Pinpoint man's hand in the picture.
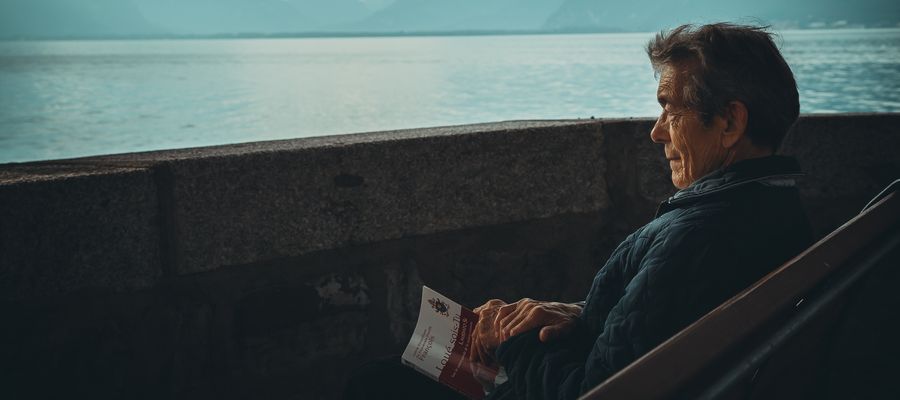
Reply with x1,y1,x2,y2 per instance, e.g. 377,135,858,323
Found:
495,299,582,343
469,299,506,365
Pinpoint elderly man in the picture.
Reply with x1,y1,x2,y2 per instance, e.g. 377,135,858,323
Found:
470,23,813,400
344,23,812,400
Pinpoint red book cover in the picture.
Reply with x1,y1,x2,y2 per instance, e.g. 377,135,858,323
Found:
401,286,507,399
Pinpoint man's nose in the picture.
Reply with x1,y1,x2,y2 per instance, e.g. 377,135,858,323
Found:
650,115,669,143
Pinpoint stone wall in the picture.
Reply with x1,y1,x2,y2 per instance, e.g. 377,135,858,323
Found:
1,114,897,399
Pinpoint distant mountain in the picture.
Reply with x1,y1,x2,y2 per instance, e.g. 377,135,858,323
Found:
0,0,896,39
544,0,900,32
283,0,371,29
0,0,160,38
0,0,380,38
133,0,313,35
350,0,566,32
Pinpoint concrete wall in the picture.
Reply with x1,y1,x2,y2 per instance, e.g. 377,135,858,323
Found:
1,114,897,399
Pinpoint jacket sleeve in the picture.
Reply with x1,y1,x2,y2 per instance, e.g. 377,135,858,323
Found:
494,223,731,400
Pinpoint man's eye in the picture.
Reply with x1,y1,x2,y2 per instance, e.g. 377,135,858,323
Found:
667,107,686,117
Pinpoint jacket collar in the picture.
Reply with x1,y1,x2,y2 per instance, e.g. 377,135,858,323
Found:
658,155,803,212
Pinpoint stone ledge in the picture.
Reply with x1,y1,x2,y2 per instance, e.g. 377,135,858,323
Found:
781,113,900,235
2,114,897,297
3,120,610,278
149,120,609,275
84,120,603,163
0,163,148,185
0,164,162,300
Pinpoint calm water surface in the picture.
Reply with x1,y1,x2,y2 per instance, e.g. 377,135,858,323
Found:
1,29,898,163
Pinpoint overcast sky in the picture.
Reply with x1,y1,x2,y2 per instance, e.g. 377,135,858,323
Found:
0,0,897,38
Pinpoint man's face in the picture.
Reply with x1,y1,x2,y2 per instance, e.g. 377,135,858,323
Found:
650,65,728,189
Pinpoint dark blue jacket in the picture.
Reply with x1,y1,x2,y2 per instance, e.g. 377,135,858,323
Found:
488,155,813,400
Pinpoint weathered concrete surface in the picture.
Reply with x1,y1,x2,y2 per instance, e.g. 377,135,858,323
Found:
0,164,162,300
1,114,898,399
88,120,609,276
781,114,900,237
596,118,673,231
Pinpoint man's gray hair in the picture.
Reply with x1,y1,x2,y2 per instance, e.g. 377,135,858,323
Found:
647,23,800,150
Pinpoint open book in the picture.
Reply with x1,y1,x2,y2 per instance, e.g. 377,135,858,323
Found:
401,286,507,399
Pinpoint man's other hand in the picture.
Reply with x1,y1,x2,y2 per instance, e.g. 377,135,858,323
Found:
495,299,582,343
469,299,506,365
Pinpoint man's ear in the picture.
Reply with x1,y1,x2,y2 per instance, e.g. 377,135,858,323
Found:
722,100,748,148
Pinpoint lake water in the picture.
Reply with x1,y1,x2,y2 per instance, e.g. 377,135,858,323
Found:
1,29,899,163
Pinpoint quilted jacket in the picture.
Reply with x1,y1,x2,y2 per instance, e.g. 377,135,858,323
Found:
487,155,813,400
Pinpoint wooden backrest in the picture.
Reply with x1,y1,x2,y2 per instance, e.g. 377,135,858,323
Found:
579,185,900,400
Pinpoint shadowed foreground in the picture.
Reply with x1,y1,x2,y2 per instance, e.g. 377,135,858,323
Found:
1,114,898,399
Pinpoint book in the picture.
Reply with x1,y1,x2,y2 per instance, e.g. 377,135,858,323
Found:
401,286,507,399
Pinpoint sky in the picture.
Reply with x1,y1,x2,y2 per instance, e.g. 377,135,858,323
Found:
0,0,898,38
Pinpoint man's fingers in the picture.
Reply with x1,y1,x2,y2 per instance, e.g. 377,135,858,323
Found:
475,338,491,365
471,341,481,363
502,305,542,339
479,343,490,364
493,304,513,331
494,302,521,334
538,324,560,343
505,307,544,338
497,309,523,339
474,299,506,315
501,304,537,339
498,299,532,330
539,320,576,343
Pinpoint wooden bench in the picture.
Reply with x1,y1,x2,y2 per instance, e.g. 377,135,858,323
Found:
580,180,900,400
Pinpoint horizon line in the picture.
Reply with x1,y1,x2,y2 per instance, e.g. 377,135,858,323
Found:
3,25,898,42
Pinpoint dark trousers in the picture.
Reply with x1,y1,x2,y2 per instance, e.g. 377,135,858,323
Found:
343,356,467,400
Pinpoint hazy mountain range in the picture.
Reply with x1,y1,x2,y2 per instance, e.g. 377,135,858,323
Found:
1,0,897,38
544,0,900,32
351,0,566,32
